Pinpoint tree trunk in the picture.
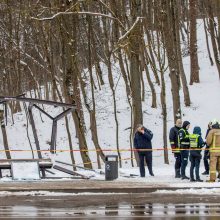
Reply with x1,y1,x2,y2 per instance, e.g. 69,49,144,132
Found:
189,0,200,84
0,110,11,159
161,0,182,121
206,1,220,78
130,0,143,130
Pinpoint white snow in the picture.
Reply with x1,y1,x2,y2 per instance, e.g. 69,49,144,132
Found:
0,191,131,196
11,162,40,180
154,188,220,195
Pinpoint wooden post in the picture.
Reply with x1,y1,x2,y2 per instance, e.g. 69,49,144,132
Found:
0,110,11,159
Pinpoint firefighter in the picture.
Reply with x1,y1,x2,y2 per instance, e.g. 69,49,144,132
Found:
206,120,220,182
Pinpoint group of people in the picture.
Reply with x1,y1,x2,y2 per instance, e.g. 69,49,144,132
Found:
134,119,220,182
169,119,220,182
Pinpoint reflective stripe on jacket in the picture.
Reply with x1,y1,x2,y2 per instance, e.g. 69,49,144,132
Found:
189,134,199,148
178,128,190,149
206,129,220,153
169,126,181,153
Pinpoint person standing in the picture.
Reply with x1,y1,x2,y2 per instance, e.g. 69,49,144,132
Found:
169,119,182,178
134,124,154,177
206,120,220,182
189,126,205,182
178,121,191,180
202,122,212,175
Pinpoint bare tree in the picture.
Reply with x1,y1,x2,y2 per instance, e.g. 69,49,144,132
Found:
189,0,200,84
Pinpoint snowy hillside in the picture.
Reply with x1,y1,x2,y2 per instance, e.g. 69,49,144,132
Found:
0,20,219,182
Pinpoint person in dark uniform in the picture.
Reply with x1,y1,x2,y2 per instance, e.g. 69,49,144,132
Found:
169,119,182,178
189,126,205,182
202,122,212,175
178,121,191,180
134,124,154,177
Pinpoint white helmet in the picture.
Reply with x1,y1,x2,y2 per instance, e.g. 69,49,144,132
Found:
211,119,220,126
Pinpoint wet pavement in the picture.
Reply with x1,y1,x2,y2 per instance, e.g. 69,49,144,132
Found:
1,203,220,219
1,180,220,219
1,193,220,219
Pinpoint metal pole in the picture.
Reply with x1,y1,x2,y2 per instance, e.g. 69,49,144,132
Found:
0,110,11,159
28,104,42,159
50,120,57,154
0,96,76,108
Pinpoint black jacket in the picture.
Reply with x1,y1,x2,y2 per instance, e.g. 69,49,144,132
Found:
169,126,181,150
205,128,211,149
178,121,190,149
134,128,153,150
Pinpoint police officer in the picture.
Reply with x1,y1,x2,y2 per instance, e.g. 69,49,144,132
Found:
189,126,205,182
178,121,191,180
169,119,182,178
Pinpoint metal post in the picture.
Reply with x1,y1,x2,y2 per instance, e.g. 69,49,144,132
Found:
28,104,42,159
0,110,11,159
50,108,74,154
51,120,57,153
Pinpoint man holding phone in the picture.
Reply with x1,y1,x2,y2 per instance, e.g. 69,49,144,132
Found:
134,124,154,177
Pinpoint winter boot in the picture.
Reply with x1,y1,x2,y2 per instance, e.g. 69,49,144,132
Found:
196,178,203,182
181,175,190,180
175,169,181,178
206,179,215,183
149,172,154,176
202,171,209,175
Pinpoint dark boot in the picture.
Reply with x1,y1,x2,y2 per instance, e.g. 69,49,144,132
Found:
202,171,209,175
149,171,154,176
182,175,190,180
196,178,203,182
175,169,181,178
190,178,196,182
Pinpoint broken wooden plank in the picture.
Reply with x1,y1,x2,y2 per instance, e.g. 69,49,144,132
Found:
53,165,90,179
55,160,104,175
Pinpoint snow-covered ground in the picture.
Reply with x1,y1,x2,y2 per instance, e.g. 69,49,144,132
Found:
0,20,219,186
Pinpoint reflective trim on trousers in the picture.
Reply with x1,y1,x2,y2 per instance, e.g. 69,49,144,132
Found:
210,150,220,153
210,171,216,174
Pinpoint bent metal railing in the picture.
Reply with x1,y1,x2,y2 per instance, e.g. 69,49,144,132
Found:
0,94,77,158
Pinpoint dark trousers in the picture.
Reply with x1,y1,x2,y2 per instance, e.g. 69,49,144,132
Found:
180,150,189,177
204,149,209,172
190,155,201,180
138,152,153,177
174,153,182,170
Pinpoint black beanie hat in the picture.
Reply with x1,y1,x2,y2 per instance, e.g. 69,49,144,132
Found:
182,121,190,129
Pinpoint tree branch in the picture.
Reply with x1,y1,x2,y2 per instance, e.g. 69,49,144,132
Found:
31,11,125,29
